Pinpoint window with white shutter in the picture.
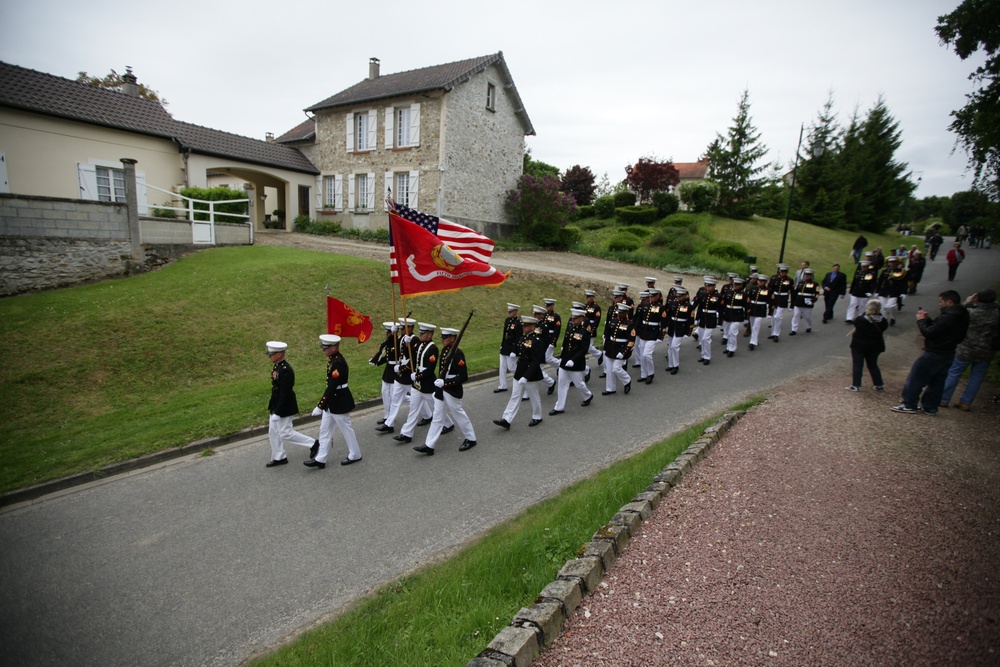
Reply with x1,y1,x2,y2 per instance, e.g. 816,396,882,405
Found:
365,172,375,210
324,176,336,207
334,174,344,211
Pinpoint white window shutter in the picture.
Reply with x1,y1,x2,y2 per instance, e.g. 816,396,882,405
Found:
366,172,375,210
77,163,98,200
0,153,9,194
136,172,148,214
345,112,354,152
367,110,377,151
409,170,419,209
384,171,393,210
384,108,394,149
409,103,420,146
334,174,344,210
348,174,355,211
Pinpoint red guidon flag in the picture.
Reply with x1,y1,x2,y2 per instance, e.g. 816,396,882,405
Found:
326,297,373,343
389,213,508,297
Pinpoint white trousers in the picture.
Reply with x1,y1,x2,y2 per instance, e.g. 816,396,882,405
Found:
316,410,361,463
749,317,765,346
637,337,659,378
424,393,473,449
380,380,392,421
554,367,593,410
845,295,866,322
879,296,899,323
400,390,434,437
724,321,742,352
386,382,431,429
497,353,517,389
791,306,813,332
667,335,685,369
268,414,313,461
503,380,542,422
541,346,556,387
604,357,631,392
697,327,713,360
771,306,787,337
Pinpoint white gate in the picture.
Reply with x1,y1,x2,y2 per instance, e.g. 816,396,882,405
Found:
143,184,251,245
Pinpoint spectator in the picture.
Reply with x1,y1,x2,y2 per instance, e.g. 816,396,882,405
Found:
940,289,1000,411
871,247,885,273
928,230,944,260
956,223,968,243
946,242,966,281
907,249,926,295
847,299,888,392
851,233,868,265
891,290,970,415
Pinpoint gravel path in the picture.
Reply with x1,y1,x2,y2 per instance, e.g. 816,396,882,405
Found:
534,341,1000,666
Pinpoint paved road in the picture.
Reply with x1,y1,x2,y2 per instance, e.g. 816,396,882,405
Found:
1,244,996,666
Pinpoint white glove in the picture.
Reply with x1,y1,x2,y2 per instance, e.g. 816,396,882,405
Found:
616,352,624,359
394,364,401,373
518,376,528,385
434,378,444,388
509,353,517,361
565,360,574,368
368,360,376,366
311,407,322,417
390,324,398,333
410,373,417,382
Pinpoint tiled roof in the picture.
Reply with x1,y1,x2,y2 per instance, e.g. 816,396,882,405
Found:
274,117,316,143
0,61,318,174
305,52,534,136
675,159,710,180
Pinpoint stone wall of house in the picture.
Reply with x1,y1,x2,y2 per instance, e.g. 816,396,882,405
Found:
441,63,525,238
0,194,250,296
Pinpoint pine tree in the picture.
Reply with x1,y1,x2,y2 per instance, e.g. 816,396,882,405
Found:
705,89,770,218
795,94,848,228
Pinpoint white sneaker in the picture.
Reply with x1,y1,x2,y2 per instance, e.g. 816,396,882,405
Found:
846,386,860,392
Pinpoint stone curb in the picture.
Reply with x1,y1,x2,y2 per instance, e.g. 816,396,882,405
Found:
468,409,746,667
0,370,497,508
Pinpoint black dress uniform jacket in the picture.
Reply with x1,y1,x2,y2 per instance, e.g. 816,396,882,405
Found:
318,353,355,414
269,360,299,417
436,346,469,399
559,322,591,369
412,340,439,394
514,329,547,381
370,333,398,384
500,315,522,355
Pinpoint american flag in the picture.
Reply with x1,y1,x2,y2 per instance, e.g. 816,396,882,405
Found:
389,204,495,264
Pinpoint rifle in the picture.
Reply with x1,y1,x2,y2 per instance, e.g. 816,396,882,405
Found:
442,310,474,379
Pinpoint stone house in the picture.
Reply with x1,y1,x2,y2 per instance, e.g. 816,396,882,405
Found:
277,52,534,238
0,61,319,232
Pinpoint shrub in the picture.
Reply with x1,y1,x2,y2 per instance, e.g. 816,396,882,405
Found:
559,226,582,248
298,218,342,236
615,206,660,226
178,186,249,223
574,205,595,219
607,232,642,252
652,191,680,218
505,174,578,247
678,181,720,213
649,227,699,255
151,201,178,218
574,218,611,231
707,240,749,261
620,225,652,238
613,191,637,208
593,195,616,219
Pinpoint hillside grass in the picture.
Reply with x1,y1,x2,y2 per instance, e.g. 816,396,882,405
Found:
0,246,606,494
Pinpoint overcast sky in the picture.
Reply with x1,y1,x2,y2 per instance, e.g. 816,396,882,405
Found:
0,0,982,199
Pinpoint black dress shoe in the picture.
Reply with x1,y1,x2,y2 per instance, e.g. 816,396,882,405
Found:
265,458,288,468
413,445,434,455
377,418,386,424
598,373,607,378
493,387,508,393
789,331,797,336
727,350,734,357
303,459,325,469
702,359,710,365
393,434,412,443
670,367,678,375
310,440,320,460
375,424,394,433
341,457,362,465
521,395,529,401
646,375,654,384
806,328,811,333
601,390,616,396
549,409,564,416
632,363,641,368
417,417,432,427
772,337,779,343
581,396,593,406
748,344,755,350
528,418,543,427
493,418,511,430
623,382,631,394
547,385,555,395
459,439,477,451
441,425,455,434
597,353,604,365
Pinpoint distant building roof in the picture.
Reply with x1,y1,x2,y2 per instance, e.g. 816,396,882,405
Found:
304,52,534,136
675,159,710,180
0,61,318,174
274,117,316,144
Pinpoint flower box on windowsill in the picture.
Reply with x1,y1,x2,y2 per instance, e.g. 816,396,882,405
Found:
319,209,339,215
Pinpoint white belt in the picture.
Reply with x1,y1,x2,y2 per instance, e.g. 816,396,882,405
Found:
333,383,348,389
613,338,630,343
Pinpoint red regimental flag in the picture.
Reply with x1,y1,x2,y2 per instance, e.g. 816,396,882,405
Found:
326,297,374,343
389,213,508,297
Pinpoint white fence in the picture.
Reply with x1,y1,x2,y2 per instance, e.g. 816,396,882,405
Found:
143,184,252,245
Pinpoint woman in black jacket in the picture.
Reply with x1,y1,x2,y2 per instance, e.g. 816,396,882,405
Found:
848,299,889,391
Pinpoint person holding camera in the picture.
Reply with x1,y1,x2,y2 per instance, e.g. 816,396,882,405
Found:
940,289,1000,411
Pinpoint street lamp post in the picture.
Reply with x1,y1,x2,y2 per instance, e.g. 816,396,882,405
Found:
778,125,825,265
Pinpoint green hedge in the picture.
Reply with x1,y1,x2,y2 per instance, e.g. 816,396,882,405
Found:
707,240,749,261
593,196,616,219
615,206,660,226
608,231,642,252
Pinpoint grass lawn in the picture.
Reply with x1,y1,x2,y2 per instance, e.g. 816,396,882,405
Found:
0,246,616,494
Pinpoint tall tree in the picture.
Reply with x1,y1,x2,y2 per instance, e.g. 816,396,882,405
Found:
705,89,770,218
76,67,168,106
561,165,597,205
522,147,560,179
936,0,1000,200
795,93,848,228
622,156,680,205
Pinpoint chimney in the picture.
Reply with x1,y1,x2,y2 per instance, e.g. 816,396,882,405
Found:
265,132,275,143
368,57,380,80
122,66,139,98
